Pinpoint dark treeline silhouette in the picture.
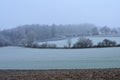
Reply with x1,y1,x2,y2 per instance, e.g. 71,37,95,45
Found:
0,23,120,47
73,38,93,48
29,38,120,49
72,38,120,49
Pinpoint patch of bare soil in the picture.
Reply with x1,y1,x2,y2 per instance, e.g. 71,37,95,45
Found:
0,68,120,80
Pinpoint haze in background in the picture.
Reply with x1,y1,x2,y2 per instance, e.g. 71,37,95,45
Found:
0,0,120,29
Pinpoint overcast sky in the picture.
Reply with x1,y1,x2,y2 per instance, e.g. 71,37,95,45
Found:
0,0,120,29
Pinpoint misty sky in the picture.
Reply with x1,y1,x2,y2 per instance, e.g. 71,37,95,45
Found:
0,0,120,29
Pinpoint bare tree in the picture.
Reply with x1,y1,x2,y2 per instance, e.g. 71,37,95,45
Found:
111,28,118,34
91,27,99,35
67,38,72,48
25,30,36,47
73,37,93,48
100,26,111,35
97,39,116,47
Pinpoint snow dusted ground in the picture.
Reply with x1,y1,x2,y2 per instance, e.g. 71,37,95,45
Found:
0,46,120,69
40,37,120,47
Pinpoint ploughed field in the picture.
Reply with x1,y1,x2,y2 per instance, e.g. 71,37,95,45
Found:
0,68,120,80
0,47,120,69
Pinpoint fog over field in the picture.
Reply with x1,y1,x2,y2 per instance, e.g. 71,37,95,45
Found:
0,0,120,29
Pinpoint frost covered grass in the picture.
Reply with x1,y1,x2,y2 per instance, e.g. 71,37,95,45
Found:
0,46,120,69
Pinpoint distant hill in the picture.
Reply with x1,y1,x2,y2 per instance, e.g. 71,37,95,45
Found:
0,23,120,46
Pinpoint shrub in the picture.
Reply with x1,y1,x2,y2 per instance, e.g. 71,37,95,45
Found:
38,43,57,48
97,39,116,47
47,44,57,48
73,37,93,48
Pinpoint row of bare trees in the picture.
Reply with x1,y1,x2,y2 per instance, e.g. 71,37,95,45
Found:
25,37,119,49
72,38,119,48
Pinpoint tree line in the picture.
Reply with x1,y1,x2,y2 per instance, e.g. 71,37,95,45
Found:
0,24,120,47
72,38,120,48
26,38,120,49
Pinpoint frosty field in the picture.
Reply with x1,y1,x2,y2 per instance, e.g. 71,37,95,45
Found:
0,46,120,69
